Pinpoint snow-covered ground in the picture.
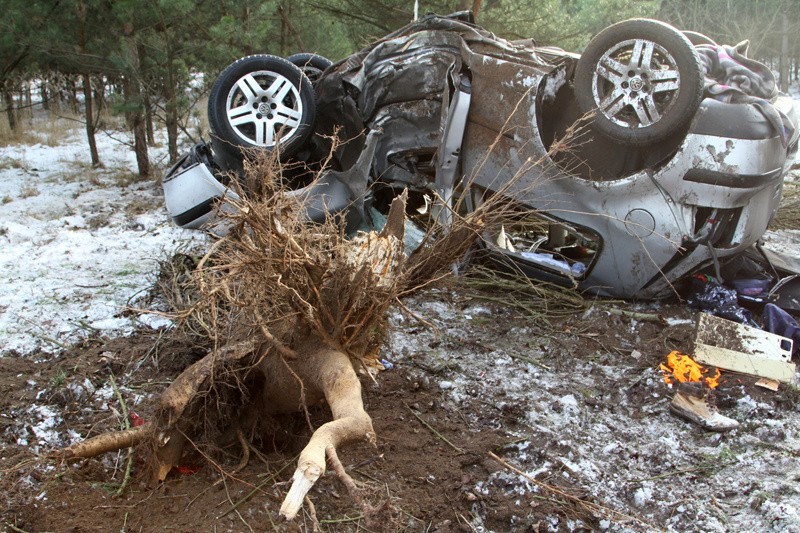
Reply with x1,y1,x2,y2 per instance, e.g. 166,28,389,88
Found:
0,118,205,355
385,294,800,532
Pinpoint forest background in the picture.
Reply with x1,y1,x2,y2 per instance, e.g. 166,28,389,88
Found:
1,0,798,173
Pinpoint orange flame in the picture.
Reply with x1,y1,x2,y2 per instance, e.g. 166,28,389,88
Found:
659,350,720,389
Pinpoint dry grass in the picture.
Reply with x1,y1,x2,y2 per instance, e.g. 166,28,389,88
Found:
0,102,128,148
0,114,42,147
46,157,143,189
108,166,147,188
18,185,40,199
0,110,80,148
456,265,587,323
771,180,800,230
0,156,25,171
49,158,95,184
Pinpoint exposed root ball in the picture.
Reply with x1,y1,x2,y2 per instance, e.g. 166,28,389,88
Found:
60,136,566,521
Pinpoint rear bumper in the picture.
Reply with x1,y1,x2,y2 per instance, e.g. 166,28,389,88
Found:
162,161,239,230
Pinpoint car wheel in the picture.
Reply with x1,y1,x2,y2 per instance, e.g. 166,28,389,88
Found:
286,53,332,84
207,54,316,162
574,18,703,145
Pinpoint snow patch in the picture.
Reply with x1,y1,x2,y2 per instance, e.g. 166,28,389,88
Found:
0,125,207,355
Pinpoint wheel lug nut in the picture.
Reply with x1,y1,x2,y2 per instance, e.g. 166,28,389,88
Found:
256,113,263,119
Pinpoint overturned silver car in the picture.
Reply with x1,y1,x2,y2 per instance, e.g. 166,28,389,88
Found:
164,13,798,299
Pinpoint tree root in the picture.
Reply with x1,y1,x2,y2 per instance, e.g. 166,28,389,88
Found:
232,426,250,474
327,444,390,526
279,346,375,520
58,337,379,523
58,426,147,460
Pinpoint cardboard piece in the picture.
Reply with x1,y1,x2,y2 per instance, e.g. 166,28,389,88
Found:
755,378,780,391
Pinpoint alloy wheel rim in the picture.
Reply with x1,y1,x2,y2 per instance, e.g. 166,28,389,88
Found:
591,38,681,129
225,70,304,147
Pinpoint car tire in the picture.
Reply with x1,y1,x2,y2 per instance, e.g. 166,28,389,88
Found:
682,30,717,47
207,54,316,162
209,136,247,174
574,18,703,146
286,53,332,84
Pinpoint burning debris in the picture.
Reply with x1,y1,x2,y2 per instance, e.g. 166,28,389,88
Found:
658,309,800,433
660,350,737,432
660,350,721,389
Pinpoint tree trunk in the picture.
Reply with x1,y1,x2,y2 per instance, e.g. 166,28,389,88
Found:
164,65,179,164
472,0,483,19
39,80,49,111
50,77,62,113
2,82,17,131
279,4,287,56
82,75,101,167
278,342,375,520
241,5,253,56
144,92,155,146
93,77,106,121
278,2,306,54
68,75,79,115
780,8,789,92
122,21,150,178
23,82,32,119
78,2,101,167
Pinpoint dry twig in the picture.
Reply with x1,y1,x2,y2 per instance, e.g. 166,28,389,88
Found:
489,452,653,530
405,403,464,453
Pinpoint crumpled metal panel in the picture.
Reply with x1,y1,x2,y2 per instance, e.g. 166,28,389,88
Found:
313,15,554,181
308,14,795,299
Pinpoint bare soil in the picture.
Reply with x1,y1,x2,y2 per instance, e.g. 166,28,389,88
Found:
2,287,799,532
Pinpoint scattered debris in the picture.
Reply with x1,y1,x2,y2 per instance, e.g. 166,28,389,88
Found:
669,382,739,432
763,302,800,355
755,377,781,391
694,313,796,383
688,277,757,326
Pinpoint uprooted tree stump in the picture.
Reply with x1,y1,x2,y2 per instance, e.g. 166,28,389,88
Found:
58,150,506,523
